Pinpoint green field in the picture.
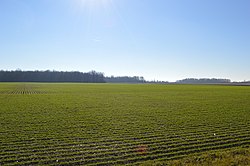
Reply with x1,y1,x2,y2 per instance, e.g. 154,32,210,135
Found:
0,83,250,165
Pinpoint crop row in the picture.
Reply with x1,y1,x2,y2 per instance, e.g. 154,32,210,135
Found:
1,129,249,156
1,121,249,146
2,138,250,165
1,129,249,164
1,128,249,155
0,90,48,95
0,84,49,95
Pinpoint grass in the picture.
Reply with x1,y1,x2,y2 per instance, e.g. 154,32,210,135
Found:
0,83,250,165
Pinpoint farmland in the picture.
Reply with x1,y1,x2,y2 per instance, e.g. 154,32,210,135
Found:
0,83,250,165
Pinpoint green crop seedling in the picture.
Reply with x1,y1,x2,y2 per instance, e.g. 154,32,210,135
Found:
0,83,249,165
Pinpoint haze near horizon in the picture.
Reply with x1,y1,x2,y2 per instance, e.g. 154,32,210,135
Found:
0,0,249,82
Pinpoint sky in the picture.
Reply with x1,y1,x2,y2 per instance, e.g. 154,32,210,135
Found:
0,0,250,82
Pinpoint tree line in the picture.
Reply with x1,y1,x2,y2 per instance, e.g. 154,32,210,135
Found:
105,76,146,83
0,70,105,83
0,70,239,84
176,78,231,84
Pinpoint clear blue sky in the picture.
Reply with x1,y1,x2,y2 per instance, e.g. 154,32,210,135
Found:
0,0,249,81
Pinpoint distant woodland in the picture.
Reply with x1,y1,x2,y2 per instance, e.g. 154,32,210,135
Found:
176,78,231,84
0,70,105,83
0,70,145,83
0,70,246,84
105,76,146,83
